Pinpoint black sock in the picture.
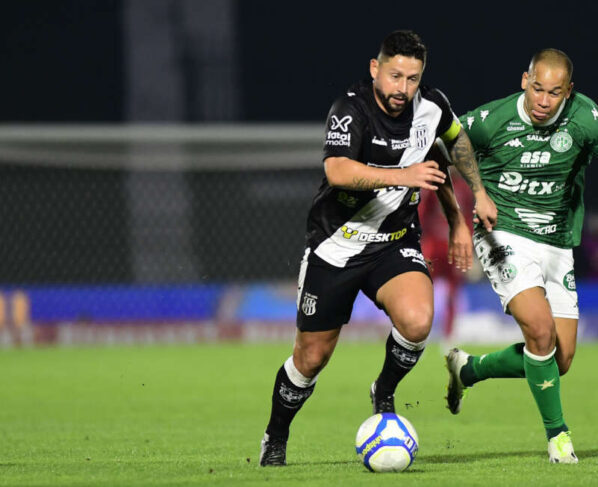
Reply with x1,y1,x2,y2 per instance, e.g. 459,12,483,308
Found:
265,364,315,440
375,330,425,397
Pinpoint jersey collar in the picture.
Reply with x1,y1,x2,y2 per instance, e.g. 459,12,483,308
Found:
516,93,566,127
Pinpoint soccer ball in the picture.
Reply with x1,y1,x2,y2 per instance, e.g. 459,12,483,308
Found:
355,413,419,472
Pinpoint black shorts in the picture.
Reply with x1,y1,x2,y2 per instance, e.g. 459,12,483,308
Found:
296,237,431,332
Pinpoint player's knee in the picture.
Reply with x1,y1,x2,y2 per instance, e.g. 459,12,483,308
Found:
391,307,432,342
294,345,332,377
522,322,555,354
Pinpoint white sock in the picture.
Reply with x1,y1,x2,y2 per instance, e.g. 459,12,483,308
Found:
284,356,318,388
391,327,426,351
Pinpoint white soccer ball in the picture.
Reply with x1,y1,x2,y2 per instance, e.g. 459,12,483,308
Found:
355,413,419,472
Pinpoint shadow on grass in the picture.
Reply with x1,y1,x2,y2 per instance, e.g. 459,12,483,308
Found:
423,448,598,464
283,449,598,468
289,460,357,467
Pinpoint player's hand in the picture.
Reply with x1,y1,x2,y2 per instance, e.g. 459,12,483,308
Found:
473,191,497,232
398,161,446,190
448,215,473,272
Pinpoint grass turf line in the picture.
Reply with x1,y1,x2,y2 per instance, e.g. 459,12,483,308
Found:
0,342,597,486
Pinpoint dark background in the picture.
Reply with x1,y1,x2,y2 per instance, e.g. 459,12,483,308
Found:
0,0,597,284
2,0,598,122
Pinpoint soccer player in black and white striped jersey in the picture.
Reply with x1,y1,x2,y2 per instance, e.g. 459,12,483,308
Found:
259,30,497,466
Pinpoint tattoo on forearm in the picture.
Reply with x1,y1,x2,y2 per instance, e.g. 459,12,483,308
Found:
449,132,484,192
351,177,386,191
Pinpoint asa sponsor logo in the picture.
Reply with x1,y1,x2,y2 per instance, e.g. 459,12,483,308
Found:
515,208,557,234
498,172,557,195
372,136,388,146
466,116,475,129
520,151,551,166
480,110,489,121
507,123,525,131
563,270,576,291
550,131,573,152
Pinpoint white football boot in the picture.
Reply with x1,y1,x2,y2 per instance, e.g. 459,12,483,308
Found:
445,348,470,414
548,431,578,464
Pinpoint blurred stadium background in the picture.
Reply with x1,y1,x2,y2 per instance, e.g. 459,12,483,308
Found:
1,0,598,347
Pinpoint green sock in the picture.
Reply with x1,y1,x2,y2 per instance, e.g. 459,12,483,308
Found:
523,348,566,437
460,343,525,387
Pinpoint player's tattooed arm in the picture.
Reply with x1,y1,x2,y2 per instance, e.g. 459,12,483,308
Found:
325,157,445,191
351,177,387,191
443,131,498,231
446,130,484,193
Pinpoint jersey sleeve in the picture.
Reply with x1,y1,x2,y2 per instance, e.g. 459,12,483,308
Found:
582,101,598,159
322,96,367,161
458,108,491,151
427,88,461,144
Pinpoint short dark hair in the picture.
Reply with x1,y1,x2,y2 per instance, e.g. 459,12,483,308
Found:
529,48,573,82
378,30,427,65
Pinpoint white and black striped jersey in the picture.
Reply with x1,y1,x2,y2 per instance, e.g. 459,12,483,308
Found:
306,79,461,267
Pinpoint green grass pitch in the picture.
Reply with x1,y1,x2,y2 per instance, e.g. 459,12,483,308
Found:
1,341,597,486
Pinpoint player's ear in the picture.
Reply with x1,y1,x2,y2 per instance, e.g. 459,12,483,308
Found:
566,82,573,99
521,72,529,90
370,59,379,80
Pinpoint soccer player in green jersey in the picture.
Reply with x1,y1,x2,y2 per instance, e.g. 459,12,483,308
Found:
445,48,598,463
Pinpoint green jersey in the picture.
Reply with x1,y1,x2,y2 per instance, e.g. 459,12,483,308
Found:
460,91,598,248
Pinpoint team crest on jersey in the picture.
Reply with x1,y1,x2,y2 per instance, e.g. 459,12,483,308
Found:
413,125,428,149
301,292,318,316
550,131,572,152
